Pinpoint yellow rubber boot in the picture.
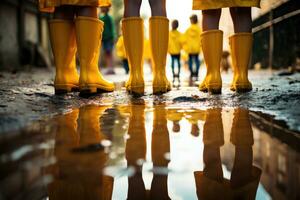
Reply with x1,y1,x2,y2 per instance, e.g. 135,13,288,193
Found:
122,17,145,95
199,30,223,94
75,17,114,94
49,20,79,94
229,33,253,92
149,17,171,94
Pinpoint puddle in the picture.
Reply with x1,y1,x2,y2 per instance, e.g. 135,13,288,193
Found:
0,102,300,200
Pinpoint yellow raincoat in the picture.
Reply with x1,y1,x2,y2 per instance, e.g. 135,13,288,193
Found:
193,0,260,10
168,30,183,55
39,0,111,13
183,24,202,54
116,36,126,59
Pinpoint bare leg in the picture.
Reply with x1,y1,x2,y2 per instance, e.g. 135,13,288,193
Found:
202,9,221,31
53,6,76,20
124,0,142,17
230,7,252,33
76,6,98,18
149,0,166,17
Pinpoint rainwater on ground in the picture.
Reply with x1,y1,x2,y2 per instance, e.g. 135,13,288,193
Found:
1,100,299,200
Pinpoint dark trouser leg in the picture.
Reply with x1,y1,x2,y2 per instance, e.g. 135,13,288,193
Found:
188,54,194,77
171,55,175,77
123,59,129,74
195,54,200,77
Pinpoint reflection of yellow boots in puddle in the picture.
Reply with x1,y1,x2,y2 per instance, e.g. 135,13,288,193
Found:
151,105,170,200
48,106,113,200
194,108,229,199
230,108,261,199
126,103,147,200
167,109,184,133
202,108,224,146
194,108,262,199
185,109,206,137
77,105,111,145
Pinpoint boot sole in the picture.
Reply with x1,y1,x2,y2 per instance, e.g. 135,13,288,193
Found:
200,84,222,94
55,84,79,95
230,84,252,93
79,84,114,96
235,87,252,93
208,88,222,94
126,86,145,96
153,86,171,95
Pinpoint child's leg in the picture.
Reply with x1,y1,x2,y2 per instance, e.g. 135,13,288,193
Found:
123,59,130,74
230,7,252,33
149,0,171,94
229,7,253,92
76,6,98,17
171,55,176,78
202,9,221,31
53,6,75,20
75,6,114,94
188,54,193,77
124,0,142,17
195,54,200,77
177,54,181,77
149,0,166,16
199,9,223,94
122,0,145,94
50,6,79,94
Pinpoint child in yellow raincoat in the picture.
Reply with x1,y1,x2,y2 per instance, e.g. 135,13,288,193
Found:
39,0,114,95
168,20,183,81
122,0,171,95
193,0,261,94
183,14,202,80
116,35,129,74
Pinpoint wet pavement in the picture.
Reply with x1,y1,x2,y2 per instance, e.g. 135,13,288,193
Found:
0,68,300,133
0,68,300,200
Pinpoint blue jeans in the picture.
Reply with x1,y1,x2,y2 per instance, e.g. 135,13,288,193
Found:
171,54,181,77
188,54,200,77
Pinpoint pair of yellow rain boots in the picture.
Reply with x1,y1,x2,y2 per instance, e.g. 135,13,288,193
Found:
49,17,114,95
122,17,171,95
199,30,253,94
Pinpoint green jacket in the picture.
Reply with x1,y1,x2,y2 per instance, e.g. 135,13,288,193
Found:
100,14,116,42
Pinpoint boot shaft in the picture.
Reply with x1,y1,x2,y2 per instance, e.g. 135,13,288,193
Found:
122,17,144,76
149,16,169,75
229,33,253,74
49,19,77,71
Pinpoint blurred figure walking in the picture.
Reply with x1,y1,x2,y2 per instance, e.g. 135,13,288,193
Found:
168,20,183,83
100,5,116,75
183,14,202,81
